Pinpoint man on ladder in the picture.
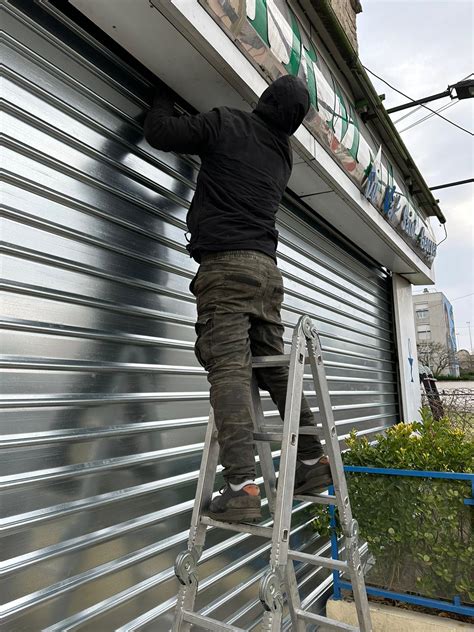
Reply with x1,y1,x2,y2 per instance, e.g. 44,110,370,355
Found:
145,75,372,632
144,75,332,524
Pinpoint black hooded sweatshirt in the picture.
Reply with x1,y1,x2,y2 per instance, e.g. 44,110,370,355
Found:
144,75,310,262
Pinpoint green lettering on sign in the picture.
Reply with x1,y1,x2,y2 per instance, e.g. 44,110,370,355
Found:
303,41,318,109
348,105,360,161
331,78,348,139
284,8,302,76
248,0,269,46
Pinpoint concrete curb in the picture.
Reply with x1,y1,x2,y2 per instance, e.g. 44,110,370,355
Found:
325,598,471,631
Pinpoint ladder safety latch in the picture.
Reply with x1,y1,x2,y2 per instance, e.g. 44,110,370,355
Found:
259,570,284,612
174,548,200,587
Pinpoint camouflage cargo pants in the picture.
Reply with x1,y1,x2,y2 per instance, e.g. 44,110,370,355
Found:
191,250,324,484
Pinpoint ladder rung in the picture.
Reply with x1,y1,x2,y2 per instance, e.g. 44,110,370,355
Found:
298,425,321,435
253,431,282,441
294,609,358,631
252,354,291,368
253,426,320,442
294,492,337,505
182,610,244,631
258,424,284,432
288,549,348,572
200,515,273,538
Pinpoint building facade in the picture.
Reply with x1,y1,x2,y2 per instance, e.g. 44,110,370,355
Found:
413,291,459,376
2,0,444,629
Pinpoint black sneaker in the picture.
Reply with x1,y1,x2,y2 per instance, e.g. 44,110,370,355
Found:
207,484,262,523
294,456,332,494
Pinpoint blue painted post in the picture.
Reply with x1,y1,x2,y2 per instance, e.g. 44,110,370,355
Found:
328,484,341,600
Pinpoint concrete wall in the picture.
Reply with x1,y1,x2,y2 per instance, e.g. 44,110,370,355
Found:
326,598,472,631
330,0,362,51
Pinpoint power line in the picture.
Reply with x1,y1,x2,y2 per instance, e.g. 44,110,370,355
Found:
451,292,474,302
393,104,424,125
413,291,474,300
391,72,473,126
363,65,474,137
399,101,457,134
399,100,459,134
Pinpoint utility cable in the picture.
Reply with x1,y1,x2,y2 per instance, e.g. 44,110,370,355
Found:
399,100,459,134
399,101,456,134
392,72,473,126
363,65,474,136
400,100,457,130
393,104,424,125
450,292,474,302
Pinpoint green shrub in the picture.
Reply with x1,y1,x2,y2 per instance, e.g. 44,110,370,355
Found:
311,414,474,604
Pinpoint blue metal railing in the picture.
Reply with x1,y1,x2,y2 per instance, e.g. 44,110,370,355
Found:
329,467,474,617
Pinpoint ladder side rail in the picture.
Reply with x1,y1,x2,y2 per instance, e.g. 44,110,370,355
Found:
259,320,307,632
284,561,305,632
269,321,306,570
279,320,309,631
345,526,373,632
304,317,373,631
189,408,221,551
173,410,220,632
250,376,278,516
304,323,352,529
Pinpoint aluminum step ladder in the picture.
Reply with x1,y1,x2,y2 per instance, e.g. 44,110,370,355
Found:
172,315,372,631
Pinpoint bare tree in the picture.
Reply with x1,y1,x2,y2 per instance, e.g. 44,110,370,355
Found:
417,342,455,377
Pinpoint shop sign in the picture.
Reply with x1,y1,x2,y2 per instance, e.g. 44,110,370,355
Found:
201,0,437,264
364,147,437,260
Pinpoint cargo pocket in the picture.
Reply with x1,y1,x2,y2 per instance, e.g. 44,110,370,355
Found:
194,315,213,369
224,273,261,287
222,272,262,305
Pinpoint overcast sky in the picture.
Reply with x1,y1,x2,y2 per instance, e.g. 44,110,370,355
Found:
357,0,473,351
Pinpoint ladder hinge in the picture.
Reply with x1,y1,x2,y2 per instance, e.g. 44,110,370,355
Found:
259,569,284,612
174,547,200,587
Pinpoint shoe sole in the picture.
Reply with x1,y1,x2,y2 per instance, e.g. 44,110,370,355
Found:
207,508,262,523
294,473,333,495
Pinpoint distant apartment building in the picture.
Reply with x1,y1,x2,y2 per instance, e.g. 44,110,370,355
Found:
413,290,459,376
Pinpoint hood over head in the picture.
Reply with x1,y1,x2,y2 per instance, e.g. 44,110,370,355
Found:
254,75,310,135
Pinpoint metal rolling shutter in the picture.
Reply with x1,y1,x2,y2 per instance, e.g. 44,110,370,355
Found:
1,1,399,630
277,205,398,443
